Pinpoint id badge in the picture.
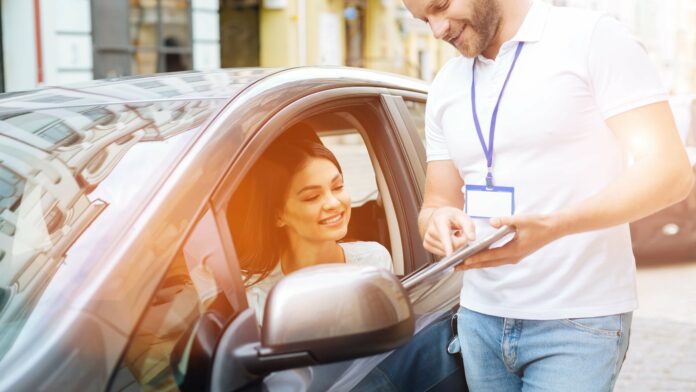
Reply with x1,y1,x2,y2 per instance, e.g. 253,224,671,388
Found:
464,184,515,219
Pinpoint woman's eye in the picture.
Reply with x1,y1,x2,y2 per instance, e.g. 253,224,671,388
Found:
333,185,344,191
302,195,319,202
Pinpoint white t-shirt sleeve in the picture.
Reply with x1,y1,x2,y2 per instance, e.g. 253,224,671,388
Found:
342,241,394,273
588,16,668,119
245,285,267,324
425,108,451,162
425,60,457,162
244,267,283,324
372,243,394,273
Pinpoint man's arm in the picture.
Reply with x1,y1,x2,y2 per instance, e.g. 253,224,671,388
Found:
418,160,475,256
461,101,695,269
556,101,693,233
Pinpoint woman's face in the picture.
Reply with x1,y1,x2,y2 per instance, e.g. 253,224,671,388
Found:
277,157,352,244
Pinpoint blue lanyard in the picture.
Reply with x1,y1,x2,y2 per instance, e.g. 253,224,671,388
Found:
471,42,524,189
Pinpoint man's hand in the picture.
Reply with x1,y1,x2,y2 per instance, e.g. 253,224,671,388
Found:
422,207,476,256
455,213,565,271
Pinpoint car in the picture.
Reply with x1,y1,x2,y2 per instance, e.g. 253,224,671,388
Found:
0,66,693,392
0,67,461,392
629,95,696,263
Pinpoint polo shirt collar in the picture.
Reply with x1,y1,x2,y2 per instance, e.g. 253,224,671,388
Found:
475,1,550,63
510,0,550,43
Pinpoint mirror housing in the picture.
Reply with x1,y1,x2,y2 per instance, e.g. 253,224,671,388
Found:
236,264,414,374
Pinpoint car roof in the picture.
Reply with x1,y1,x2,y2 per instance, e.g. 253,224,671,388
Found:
0,68,279,114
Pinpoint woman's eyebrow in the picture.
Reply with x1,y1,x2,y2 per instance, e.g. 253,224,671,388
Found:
297,185,321,195
296,174,342,194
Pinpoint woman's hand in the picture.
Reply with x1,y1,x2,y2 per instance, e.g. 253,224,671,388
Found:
455,213,566,271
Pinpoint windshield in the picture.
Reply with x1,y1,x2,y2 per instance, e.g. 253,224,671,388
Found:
0,97,228,361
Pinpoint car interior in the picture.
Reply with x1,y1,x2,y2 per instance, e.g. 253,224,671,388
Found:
227,109,405,289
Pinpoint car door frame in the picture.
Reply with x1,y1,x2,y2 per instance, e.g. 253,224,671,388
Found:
379,90,435,267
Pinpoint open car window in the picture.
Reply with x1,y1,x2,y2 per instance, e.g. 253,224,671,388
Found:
227,109,404,326
320,133,379,209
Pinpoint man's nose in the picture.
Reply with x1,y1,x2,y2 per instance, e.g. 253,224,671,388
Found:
429,17,450,40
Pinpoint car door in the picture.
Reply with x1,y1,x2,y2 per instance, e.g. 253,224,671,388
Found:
202,86,431,389
376,91,467,315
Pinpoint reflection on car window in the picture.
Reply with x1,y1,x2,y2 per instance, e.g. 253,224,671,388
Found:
110,212,236,392
0,99,226,363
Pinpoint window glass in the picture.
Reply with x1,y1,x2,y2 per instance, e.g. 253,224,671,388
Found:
0,99,225,366
404,99,426,145
129,0,192,74
162,0,192,49
133,50,158,75
129,0,157,48
109,210,237,392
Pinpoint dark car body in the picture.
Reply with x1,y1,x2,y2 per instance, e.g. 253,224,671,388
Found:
630,96,696,263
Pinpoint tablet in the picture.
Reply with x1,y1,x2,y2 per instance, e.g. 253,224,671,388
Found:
402,225,515,291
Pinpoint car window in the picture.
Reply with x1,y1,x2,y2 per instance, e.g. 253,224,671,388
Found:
109,209,239,392
0,99,225,364
320,132,379,208
319,130,395,262
403,99,426,146
227,114,404,326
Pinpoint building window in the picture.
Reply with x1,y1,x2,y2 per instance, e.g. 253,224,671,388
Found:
344,1,366,67
130,0,193,74
92,0,193,78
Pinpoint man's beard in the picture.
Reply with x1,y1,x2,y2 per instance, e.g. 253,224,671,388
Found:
450,0,502,57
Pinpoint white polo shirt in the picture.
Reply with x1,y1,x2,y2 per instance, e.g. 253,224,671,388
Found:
426,1,667,319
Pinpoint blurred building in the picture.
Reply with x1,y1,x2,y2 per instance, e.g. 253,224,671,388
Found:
1,0,221,92
0,0,454,93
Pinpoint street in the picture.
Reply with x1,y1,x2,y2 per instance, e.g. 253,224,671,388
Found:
616,261,696,391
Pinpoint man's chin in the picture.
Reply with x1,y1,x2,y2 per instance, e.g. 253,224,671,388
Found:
453,43,480,58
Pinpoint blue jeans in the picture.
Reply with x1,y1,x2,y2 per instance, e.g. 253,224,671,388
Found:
457,306,632,392
353,311,467,391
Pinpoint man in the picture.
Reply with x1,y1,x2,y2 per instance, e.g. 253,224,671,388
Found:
403,0,694,390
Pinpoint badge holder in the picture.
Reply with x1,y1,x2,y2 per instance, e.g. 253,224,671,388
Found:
464,184,515,219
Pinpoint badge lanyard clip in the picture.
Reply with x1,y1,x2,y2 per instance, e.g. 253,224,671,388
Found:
485,168,494,190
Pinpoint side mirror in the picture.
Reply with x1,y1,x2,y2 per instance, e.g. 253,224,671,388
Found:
235,264,414,374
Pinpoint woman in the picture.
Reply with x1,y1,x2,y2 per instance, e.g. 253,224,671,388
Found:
231,135,393,322
231,131,465,391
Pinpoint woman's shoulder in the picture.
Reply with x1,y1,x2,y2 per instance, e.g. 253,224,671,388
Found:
245,264,284,296
340,241,393,272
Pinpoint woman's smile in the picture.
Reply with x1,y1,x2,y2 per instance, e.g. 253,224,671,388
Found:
319,211,345,226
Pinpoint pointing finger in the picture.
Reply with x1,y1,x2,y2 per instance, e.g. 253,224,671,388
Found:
437,220,453,256
456,214,476,242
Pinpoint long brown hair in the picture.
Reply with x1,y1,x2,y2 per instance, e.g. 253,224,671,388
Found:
229,134,343,286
